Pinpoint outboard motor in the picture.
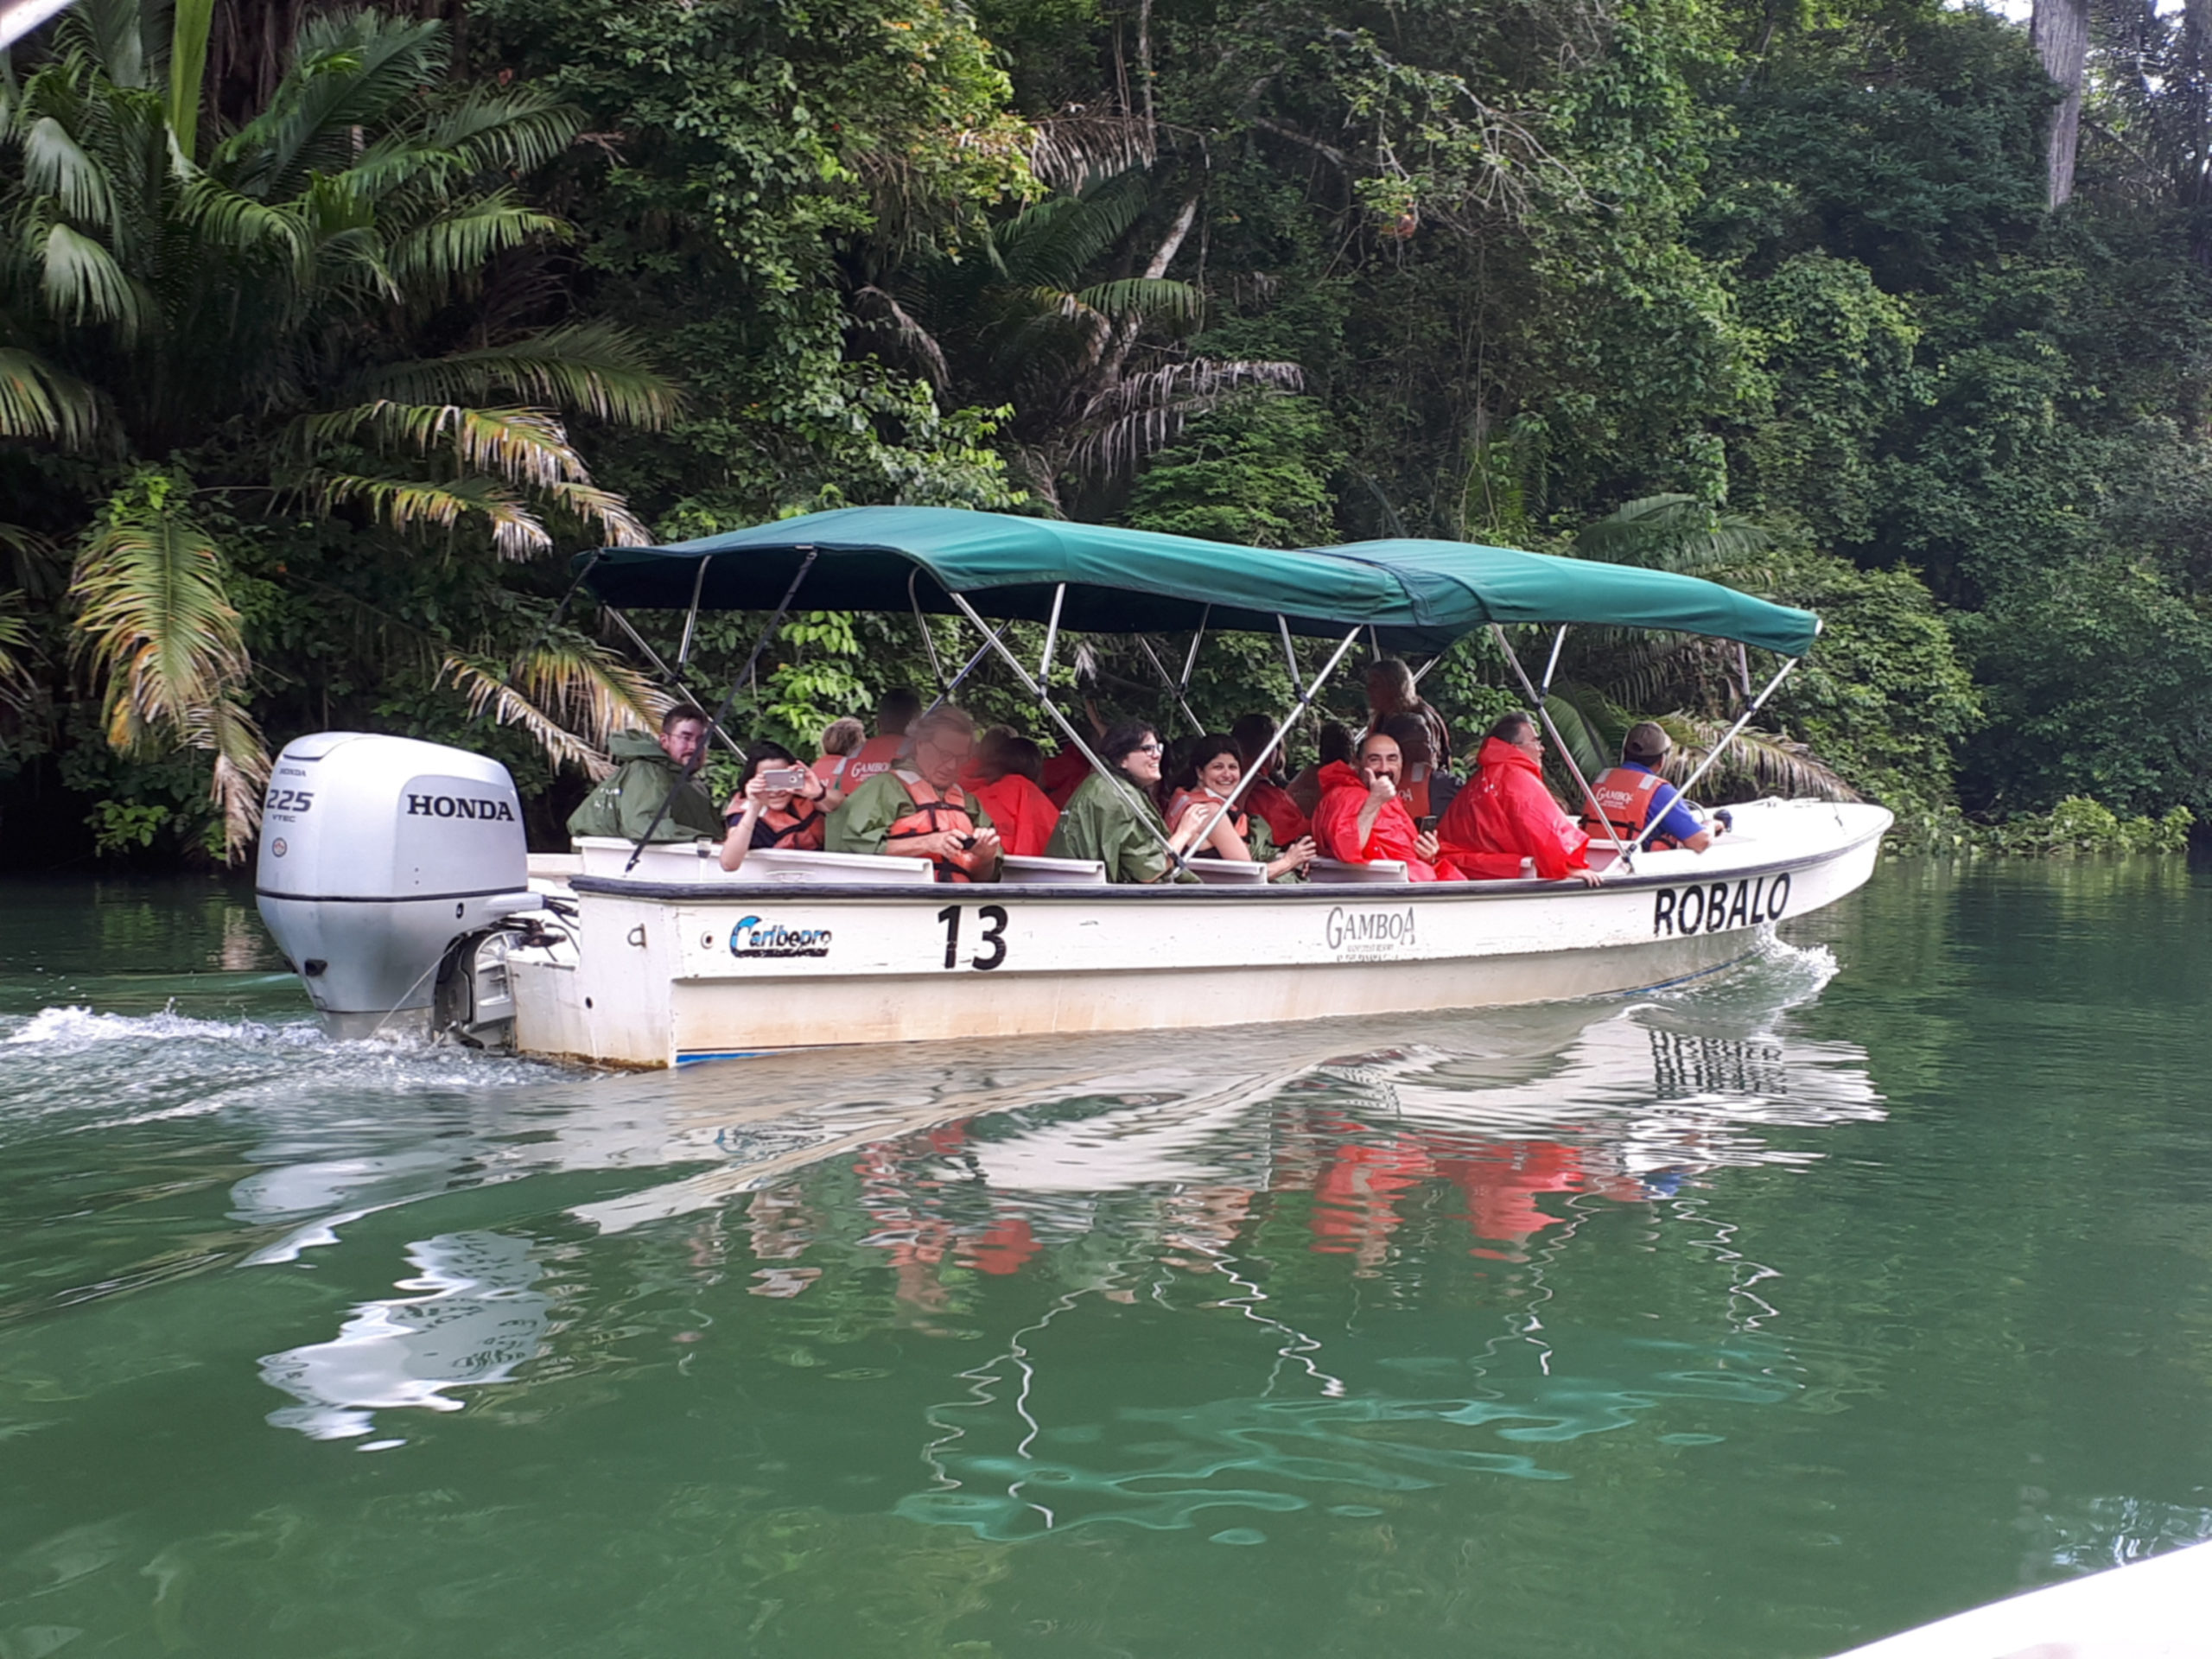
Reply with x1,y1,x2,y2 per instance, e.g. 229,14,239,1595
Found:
256,733,542,1039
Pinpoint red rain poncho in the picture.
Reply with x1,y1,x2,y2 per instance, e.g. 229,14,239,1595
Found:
1311,760,1456,882
960,766,1061,858
1436,736,1591,880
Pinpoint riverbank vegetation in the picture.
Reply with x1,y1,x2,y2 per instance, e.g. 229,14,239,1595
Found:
3,0,2208,864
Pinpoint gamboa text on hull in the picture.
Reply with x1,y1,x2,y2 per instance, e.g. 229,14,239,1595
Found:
252,507,1891,1065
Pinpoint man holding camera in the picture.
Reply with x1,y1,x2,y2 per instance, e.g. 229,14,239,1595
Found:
827,704,1003,882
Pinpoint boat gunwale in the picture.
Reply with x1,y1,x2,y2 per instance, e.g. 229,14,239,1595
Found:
564,813,1887,906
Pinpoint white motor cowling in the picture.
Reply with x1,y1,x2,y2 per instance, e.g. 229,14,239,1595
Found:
256,733,541,1036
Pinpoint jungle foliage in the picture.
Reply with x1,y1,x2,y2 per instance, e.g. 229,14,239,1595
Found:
3,0,2209,861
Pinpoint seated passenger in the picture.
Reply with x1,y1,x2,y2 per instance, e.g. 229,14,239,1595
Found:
1363,658,1454,791
810,716,866,794
1287,721,1355,821
566,704,724,844
1166,734,1318,880
1580,721,1723,854
827,705,1002,881
1437,712,1603,886
1046,721,1211,883
962,728,1061,858
1311,731,1460,882
1230,713,1311,847
1376,710,1454,823
842,688,923,791
718,741,830,872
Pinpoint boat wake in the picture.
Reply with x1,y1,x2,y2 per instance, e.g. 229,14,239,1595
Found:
0,1002,560,1140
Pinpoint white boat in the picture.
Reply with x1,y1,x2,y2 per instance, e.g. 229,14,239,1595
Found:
253,507,1891,1066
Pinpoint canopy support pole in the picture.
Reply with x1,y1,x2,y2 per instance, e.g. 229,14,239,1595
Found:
1135,633,1204,734
1490,624,1631,873
1179,625,1363,855
1539,625,1567,701
1039,582,1067,681
908,569,946,691
1631,657,1800,854
919,620,1014,722
1275,614,1300,683
624,550,817,873
675,555,711,668
945,592,1192,876
1179,607,1211,695
601,606,746,760
1411,652,1442,687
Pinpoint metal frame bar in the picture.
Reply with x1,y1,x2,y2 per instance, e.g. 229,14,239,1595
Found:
601,607,747,760
918,620,1014,722
1178,626,1363,855
1039,582,1067,681
675,555,711,667
908,569,947,690
1491,623,1632,872
1135,633,1204,734
1628,657,1801,854
1179,607,1211,693
944,592,1192,874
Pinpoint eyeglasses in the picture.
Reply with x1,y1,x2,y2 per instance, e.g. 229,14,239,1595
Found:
1130,742,1164,756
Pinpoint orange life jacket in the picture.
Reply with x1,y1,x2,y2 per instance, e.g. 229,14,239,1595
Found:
810,753,849,788
755,800,825,851
1580,766,1679,850
886,771,985,882
844,734,906,788
1167,788,1249,852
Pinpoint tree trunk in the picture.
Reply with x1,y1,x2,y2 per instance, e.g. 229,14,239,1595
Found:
2032,0,2090,208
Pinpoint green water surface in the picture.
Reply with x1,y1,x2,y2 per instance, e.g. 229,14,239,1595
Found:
0,861,2208,1658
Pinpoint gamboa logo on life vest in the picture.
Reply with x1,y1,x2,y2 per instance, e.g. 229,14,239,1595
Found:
1652,874,1790,938
729,914,833,960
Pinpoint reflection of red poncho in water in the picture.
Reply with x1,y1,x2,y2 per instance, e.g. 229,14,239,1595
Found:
1436,737,1591,880
1311,761,1457,881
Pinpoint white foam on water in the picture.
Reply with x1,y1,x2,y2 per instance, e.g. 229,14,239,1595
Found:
5,1003,327,1050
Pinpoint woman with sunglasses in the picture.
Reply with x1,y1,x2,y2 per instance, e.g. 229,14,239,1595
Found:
1046,721,1217,883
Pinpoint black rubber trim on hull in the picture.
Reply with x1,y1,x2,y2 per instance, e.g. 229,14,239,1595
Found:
566,824,1883,906
256,887,532,905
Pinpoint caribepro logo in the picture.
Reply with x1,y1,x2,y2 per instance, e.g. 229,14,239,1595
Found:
729,914,833,959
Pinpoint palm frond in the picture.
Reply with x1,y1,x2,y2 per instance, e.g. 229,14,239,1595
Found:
441,638,666,779
68,490,270,857
302,401,589,489
385,193,568,296
421,86,584,179
543,480,652,547
1541,682,1636,780
0,587,36,711
177,175,310,269
35,219,142,332
315,471,552,560
219,10,447,199
20,112,115,226
994,172,1148,290
850,284,950,388
1064,359,1304,484
0,346,99,445
1027,113,1156,192
1571,493,1771,577
1069,276,1201,327
1663,715,1861,803
354,322,680,429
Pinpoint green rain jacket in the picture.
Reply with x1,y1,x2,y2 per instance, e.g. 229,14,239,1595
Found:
566,730,723,843
826,770,997,856
1046,770,1196,884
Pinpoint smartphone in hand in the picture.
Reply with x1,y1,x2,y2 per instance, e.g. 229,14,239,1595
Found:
759,767,810,791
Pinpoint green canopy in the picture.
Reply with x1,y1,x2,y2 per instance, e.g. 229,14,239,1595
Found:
581,505,1819,656
1319,539,1821,657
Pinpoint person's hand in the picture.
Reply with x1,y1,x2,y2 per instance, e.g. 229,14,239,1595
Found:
969,826,1002,861
1567,868,1604,887
1364,770,1396,803
723,785,760,817
1285,836,1317,868
1414,829,1440,863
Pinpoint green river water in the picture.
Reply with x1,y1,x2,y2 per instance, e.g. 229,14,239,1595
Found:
1,860,2208,1658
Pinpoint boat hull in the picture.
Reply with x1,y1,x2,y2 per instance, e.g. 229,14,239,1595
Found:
511,799,1889,1067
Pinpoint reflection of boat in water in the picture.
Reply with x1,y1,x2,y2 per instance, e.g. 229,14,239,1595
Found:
242,959,1880,1443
